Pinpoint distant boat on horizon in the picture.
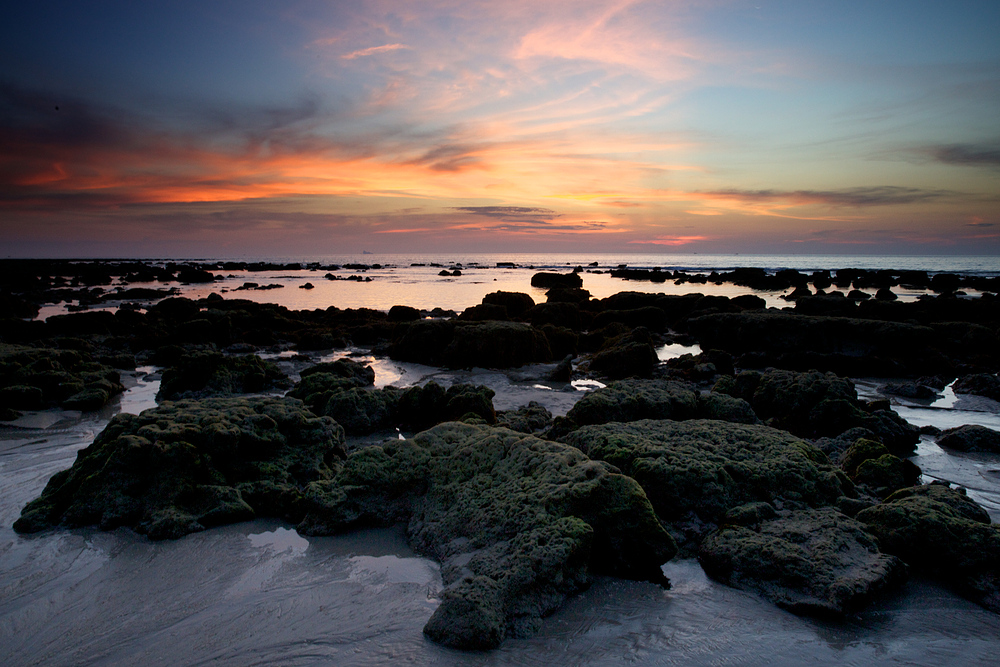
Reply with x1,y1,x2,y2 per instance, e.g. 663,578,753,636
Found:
362,250,374,255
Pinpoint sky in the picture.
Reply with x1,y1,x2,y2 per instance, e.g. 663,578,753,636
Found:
1,0,998,257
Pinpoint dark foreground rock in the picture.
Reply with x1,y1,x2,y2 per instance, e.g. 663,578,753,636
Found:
0,343,125,411
713,368,919,454
157,352,290,401
856,483,1000,612
937,425,1000,453
390,320,552,369
297,422,677,649
699,507,906,617
14,397,346,539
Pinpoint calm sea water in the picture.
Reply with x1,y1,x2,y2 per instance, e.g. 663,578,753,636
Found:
41,254,1000,320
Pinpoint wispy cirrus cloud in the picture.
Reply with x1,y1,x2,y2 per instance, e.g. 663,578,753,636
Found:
341,43,410,60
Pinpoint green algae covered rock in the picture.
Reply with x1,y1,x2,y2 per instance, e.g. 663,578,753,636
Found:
300,422,677,650
157,352,290,401
699,507,906,617
855,483,1000,611
563,379,759,431
14,397,345,539
566,379,700,426
0,343,124,410
714,369,918,454
561,419,854,528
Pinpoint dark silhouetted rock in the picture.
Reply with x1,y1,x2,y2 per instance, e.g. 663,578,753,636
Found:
937,425,1000,453
530,272,583,289
157,352,290,401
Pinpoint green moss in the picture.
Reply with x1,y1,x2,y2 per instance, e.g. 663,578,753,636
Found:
14,397,345,538
562,419,853,527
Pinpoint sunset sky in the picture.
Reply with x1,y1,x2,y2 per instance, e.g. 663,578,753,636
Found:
2,0,998,257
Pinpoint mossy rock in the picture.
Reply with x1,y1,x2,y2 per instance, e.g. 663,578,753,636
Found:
699,507,906,617
157,352,290,401
14,397,345,538
561,419,854,528
300,422,677,650
565,379,701,426
715,369,918,453
0,343,124,410
855,483,1000,612
496,401,553,433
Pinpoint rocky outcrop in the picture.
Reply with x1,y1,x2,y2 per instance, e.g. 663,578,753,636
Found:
953,374,1000,402
937,425,1000,453
298,423,677,650
156,352,290,401
561,419,853,529
390,320,552,369
856,483,1000,612
0,343,124,411
713,369,919,454
698,507,906,617
14,397,346,539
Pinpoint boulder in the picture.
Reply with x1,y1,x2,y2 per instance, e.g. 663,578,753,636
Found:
298,423,677,649
699,508,906,617
496,401,553,433
443,321,552,369
14,397,346,539
481,291,535,318
561,420,853,528
157,352,290,401
566,379,701,426
588,328,659,379
530,272,583,289
953,374,1000,402
713,369,918,454
856,483,1000,612
937,425,1000,453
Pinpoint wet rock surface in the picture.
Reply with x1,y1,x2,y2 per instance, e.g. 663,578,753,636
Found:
299,422,677,649
698,507,906,617
14,397,346,539
856,483,1000,612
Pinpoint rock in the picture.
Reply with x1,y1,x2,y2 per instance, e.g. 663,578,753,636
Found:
699,508,906,617
157,352,290,401
588,328,659,380
881,382,939,399
937,425,1000,453
387,305,421,322
299,423,676,650
0,384,45,410
0,344,124,410
565,379,700,426
14,397,346,539
322,387,401,434
714,369,919,454
530,272,583,289
443,322,552,369
856,483,1000,612
481,291,535,318
287,359,376,413
561,420,853,528
840,439,921,498
397,382,497,430
953,374,1000,402
390,320,552,369
496,401,553,433
697,393,761,424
